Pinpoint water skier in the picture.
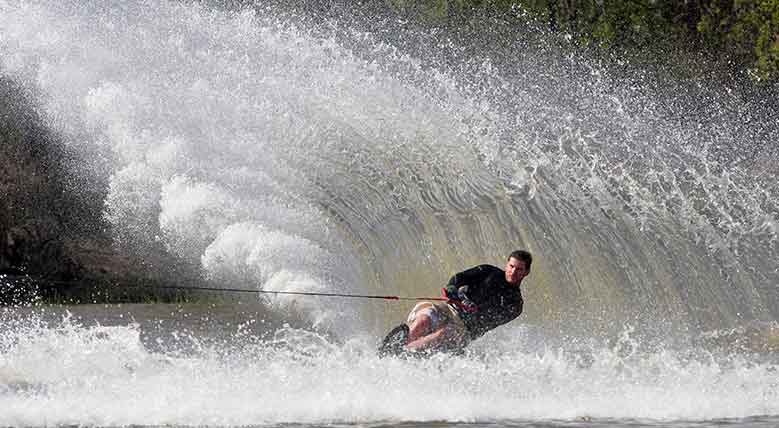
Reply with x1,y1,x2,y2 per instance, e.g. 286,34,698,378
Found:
379,250,532,356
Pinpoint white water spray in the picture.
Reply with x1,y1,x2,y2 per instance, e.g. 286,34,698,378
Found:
1,1,779,423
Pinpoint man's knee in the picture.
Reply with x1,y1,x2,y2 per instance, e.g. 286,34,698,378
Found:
408,313,432,335
409,313,433,329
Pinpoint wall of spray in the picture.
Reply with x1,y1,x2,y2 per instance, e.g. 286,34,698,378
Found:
1,0,777,337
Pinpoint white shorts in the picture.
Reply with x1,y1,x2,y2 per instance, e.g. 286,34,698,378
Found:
406,301,468,346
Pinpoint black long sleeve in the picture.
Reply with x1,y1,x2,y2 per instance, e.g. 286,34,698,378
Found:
445,264,495,298
443,264,524,339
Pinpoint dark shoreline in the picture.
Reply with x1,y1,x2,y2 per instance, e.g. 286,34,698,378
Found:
0,301,301,354
0,78,206,306
0,270,240,307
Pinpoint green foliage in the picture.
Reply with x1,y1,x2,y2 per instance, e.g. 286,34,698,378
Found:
385,0,779,82
526,0,779,81
388,0,474,22
700,0,779,81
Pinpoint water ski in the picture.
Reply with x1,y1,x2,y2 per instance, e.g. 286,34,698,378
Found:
377,324,409,358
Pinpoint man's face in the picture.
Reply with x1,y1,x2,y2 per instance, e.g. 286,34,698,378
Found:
505,257,529,285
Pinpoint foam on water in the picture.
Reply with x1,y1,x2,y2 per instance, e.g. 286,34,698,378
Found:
0,309,777,426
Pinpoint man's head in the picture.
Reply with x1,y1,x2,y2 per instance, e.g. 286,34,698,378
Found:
505,250,532,285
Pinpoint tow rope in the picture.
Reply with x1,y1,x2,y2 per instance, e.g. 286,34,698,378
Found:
0,272,447,302
152,284,448,301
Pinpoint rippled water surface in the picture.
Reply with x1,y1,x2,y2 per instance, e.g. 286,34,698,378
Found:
1,304,777,427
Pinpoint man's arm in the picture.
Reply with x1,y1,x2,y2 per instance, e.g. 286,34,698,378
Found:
443,264,494,299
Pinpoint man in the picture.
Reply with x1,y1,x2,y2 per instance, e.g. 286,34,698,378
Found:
378,250,532,356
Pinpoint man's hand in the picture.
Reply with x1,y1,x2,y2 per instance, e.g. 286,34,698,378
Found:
459,298,478,313
443,285,478,313
457,286,478,313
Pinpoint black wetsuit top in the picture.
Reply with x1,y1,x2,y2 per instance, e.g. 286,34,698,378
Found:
444,264,524,340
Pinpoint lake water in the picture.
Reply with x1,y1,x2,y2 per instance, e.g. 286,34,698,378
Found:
1,304,777,427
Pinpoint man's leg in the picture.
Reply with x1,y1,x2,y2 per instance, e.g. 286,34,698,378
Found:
408,302,469,352
405,302,448,351
407,310,435,343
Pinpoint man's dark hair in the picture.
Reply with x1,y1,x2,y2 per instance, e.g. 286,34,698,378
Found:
508,250,532,269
